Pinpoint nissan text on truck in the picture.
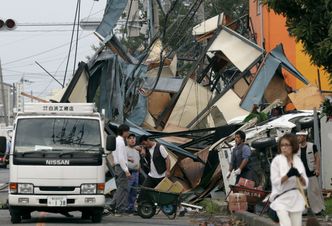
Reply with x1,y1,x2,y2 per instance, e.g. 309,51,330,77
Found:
1,103,114,223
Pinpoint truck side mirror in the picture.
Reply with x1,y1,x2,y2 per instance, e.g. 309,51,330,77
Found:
106,135,116,151
0,136,7,153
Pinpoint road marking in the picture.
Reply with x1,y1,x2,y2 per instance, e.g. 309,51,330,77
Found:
36,212,47,226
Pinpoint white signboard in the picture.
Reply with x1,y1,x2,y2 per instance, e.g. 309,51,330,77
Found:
321,116,332,189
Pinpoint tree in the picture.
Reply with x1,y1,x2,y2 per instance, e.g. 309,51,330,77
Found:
264,0,332,82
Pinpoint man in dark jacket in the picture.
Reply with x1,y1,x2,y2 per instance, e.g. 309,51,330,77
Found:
139,135,170,188
227,130,253,183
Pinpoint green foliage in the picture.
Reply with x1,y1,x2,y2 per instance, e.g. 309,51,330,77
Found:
325,198,332,215
199,199,221,214
204,0,248,19
264,0,332,82
322,98,332,118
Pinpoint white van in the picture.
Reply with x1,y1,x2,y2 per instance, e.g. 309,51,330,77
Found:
3,103,114,223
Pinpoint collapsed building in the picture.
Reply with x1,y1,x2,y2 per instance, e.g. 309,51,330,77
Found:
50,5,326,202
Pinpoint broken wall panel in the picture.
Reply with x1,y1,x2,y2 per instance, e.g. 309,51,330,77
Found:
233,78,250,98
288,84,324,110
60,62,89,103
264,73,289,104
192,13,224,36
167,79,212,128
208,26,263,72
177,147,210,188
214,90,249,122
148,92,171,119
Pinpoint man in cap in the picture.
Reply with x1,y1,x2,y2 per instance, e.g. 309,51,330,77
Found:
296,130,325,215
125,133,141,214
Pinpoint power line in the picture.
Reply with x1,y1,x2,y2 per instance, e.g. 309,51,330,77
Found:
8,30,81,32
63,0,80,86
73,0,81,75
2,47,94,69
2,32,93,66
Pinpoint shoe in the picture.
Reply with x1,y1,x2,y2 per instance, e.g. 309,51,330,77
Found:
114,212,122,217
103,207,114,216
114,210,128,217
316,210,326,216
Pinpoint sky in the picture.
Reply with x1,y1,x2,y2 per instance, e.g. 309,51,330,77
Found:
0,0,107,99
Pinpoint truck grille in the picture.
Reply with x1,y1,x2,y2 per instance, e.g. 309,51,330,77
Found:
39,186,76,192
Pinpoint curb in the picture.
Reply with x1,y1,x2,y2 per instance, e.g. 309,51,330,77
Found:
234,211,276,226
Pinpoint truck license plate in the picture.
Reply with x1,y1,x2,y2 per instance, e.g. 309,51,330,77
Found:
47,197,67,206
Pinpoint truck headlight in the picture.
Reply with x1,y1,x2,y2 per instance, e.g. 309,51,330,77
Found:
17,183,34,194
81,184,96,194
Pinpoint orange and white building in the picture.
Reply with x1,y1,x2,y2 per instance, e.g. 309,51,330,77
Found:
249,0,332,92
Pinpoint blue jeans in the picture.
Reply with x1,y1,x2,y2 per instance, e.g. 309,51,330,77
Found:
127,171,139,211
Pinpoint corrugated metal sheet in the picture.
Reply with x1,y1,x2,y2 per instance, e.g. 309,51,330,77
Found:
240,54,280,111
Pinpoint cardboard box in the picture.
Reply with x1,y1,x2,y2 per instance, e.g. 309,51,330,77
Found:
154,177,173,192
228,201,248,212
228,193,247,203
168,181,184,193
237,177,255,188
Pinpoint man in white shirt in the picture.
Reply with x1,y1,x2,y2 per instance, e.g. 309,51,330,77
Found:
111,124,131,215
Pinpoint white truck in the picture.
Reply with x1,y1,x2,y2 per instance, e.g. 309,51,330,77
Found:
2,103,114,223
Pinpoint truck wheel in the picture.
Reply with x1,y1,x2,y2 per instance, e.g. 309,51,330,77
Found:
81,211,90,220
251,137,276,149
91,209,103,223
10,207,22,224
137,202,156,219
10,214,21,224
22,212,31,220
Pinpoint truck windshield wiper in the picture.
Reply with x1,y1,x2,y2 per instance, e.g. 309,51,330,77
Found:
20,149,52,157
58,151,77,157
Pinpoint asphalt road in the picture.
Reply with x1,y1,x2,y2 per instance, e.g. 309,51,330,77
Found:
0,168,196,225
0,210,197,226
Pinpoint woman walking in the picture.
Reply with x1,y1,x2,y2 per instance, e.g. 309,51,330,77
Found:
269,133,308,226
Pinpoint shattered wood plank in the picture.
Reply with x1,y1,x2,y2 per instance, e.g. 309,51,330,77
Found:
288,84,324,110
264,74,289,104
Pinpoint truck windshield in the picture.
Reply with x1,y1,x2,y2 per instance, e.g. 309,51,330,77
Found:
14,118,101,153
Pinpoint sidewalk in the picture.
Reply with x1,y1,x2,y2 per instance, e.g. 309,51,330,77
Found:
234,210,332,226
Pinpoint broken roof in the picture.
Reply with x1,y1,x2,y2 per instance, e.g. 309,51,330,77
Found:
208,26,263,72
240,44,309,111
192,13,224,36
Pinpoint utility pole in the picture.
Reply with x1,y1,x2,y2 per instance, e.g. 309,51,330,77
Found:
0,59,8,126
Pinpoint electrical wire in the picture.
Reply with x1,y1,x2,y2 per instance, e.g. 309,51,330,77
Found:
73,0,81,75
2,32,92,66
63,0,80,87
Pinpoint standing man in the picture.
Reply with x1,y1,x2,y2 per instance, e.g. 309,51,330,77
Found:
296,130,325,215
139,135,170,188
112,124,131,216
227,130,253,183
126,133,140,214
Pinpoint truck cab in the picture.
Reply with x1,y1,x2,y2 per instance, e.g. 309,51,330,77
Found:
5,103,112,223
